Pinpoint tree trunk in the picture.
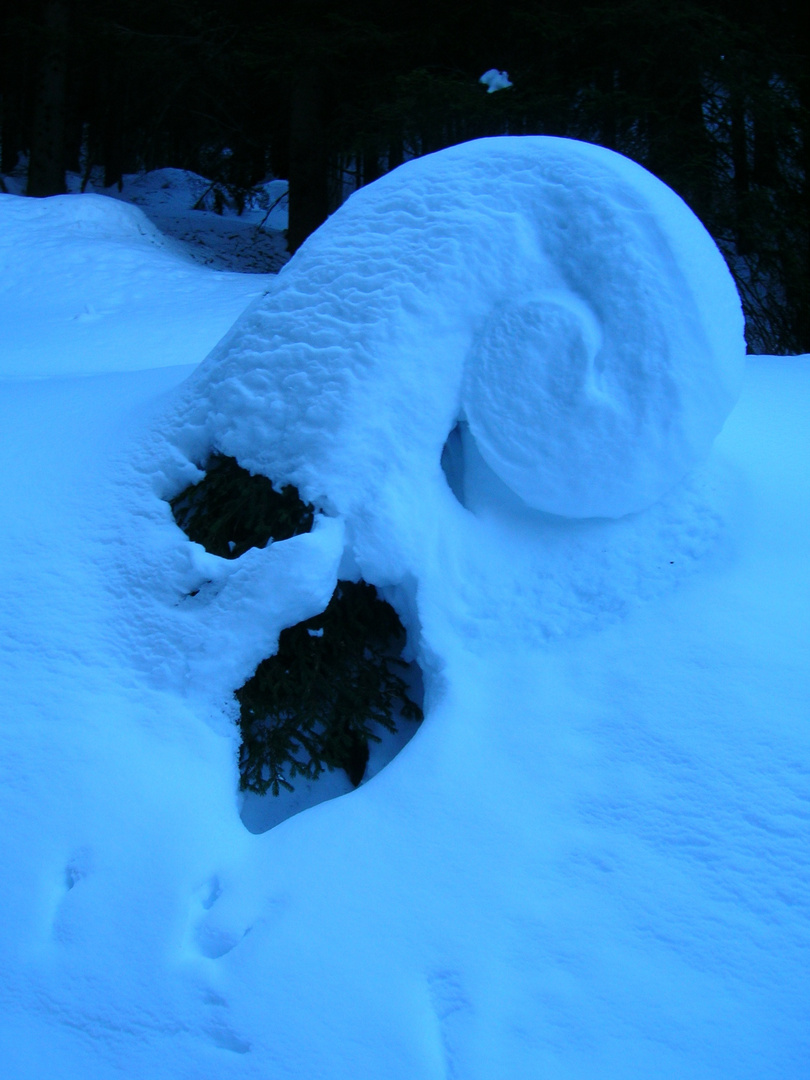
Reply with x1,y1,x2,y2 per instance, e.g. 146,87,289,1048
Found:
1,13,27,176
1,84,25,176
794,75,810,352
27,0,68,197
729,87,750,254
287,64,329,253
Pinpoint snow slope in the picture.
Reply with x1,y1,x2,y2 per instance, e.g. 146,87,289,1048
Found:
0,183,276,378
0,143,808,1079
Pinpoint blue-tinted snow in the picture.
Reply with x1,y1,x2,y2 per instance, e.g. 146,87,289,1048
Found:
0,141,807,1079
170,137,744,521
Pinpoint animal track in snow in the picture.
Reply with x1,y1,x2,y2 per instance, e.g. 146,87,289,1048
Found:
49,848,94,944
206,1024,251,1054
198,987,252,1054
195,923,246,959
189,875,252,959
427,970,474,1079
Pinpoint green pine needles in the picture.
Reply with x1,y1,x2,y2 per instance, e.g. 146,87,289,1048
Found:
170,453,314,559
169,454,423,796
237,581,423,795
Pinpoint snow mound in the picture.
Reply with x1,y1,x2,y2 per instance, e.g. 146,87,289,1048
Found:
172,136,744,524
0,190,166,245
0,190,270,377
151,136,745,677
96,167,290,271
107,167,288,229
113,166,217,212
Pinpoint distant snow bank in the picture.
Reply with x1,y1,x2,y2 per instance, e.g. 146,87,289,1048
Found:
0,186,274,378
84,166,288,231
0,161,289,274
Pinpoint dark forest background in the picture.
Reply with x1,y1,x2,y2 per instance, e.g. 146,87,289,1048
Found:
1,0,807,353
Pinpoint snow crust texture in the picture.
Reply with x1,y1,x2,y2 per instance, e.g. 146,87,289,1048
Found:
176,136,744,522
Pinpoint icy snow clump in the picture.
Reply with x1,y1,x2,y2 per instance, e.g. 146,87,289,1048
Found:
171,137,743,525
479,69,513,93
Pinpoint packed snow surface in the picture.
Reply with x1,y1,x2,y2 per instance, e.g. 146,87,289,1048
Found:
0,140,808,1079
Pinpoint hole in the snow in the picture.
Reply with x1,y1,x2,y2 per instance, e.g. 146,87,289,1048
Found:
236,580,424,831
170,453,314,558
441,419,548,523
440,422,466,506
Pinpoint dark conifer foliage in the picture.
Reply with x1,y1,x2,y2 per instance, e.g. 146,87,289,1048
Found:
0,0,807,349
237,580,423,795
170,454,315,559
168,455,422,797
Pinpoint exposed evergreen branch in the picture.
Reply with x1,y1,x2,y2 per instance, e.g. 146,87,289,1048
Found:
237,581,423,795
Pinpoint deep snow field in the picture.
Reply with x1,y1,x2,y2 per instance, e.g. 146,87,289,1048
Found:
0,141,808,1079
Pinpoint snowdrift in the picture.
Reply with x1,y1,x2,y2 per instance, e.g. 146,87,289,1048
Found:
0,188,272,378
168,136,744,523
0,139,808,1080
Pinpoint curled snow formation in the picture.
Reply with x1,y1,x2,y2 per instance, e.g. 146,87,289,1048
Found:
172,136,743,523
158,134,746,679
147,135,747,813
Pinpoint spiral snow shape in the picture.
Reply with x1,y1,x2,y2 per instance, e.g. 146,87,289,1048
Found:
451,143,745,519
185,137,745,521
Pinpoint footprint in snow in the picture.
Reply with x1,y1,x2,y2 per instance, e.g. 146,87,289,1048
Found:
190,875,252,959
